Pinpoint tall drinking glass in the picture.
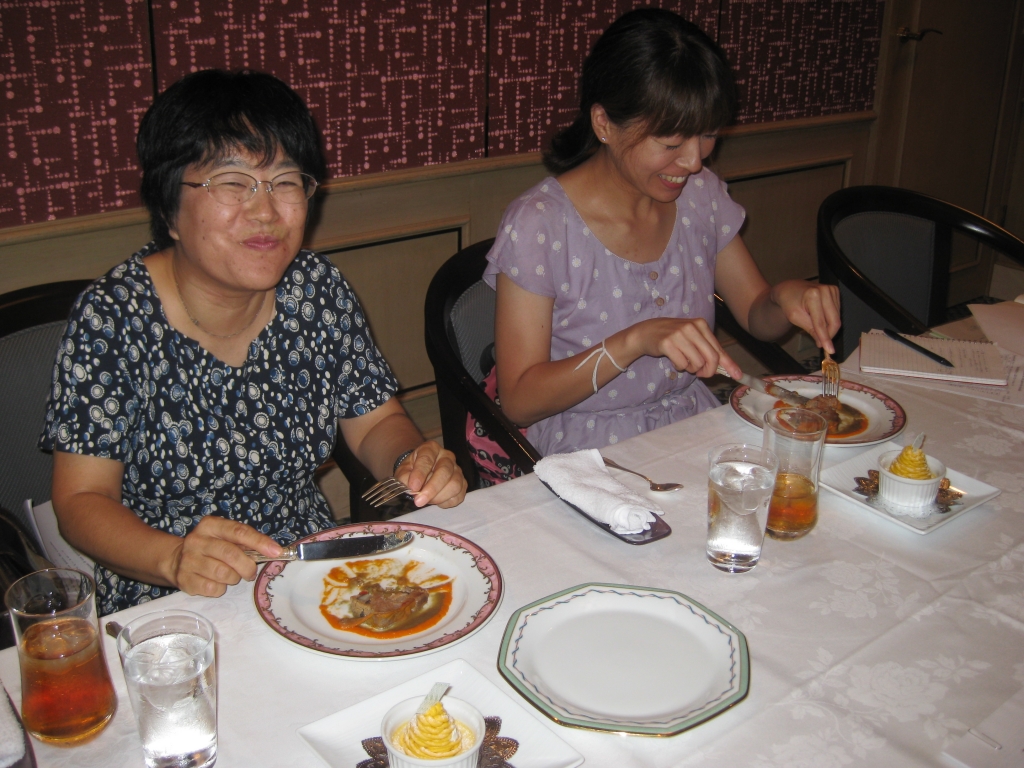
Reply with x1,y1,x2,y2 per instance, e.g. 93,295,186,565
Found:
117,610,217,768
4,568,116,744
707,443,780,572
763,407,829,540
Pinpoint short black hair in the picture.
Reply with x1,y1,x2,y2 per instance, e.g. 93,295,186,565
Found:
137,69,327,248
545,9,736,174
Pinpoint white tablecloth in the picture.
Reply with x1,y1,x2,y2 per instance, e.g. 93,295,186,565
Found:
3,367,1023,768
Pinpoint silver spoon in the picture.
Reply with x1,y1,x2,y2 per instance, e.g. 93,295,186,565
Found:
603,457,684,493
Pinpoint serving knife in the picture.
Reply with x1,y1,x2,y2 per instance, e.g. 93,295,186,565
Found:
244,531,414,563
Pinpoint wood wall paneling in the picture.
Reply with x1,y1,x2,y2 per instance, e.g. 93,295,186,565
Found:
323,229,462,390
727,162,847,284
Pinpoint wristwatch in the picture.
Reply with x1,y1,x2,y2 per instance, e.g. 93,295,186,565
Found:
393,449,415,475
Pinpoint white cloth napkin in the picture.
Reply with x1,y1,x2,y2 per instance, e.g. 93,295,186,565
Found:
534,449,663,534
0,686,25,768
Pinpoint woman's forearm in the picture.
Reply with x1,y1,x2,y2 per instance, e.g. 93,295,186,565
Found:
497,328,640,426
746,283,794,341
53,490,183,587
340,398,425,479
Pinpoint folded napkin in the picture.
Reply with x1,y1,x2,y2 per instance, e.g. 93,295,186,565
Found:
0,687,25,768
534,449,663,534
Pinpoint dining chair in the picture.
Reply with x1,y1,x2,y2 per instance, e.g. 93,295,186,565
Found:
0,280,91,554
817,185,1024,359
424,238,542,491
424,239,807,490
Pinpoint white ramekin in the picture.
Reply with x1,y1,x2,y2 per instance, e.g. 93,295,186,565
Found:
878,450,945,510
382,697,485,768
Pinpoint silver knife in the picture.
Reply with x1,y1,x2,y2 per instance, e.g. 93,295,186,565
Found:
244,531,414,563
717,366,807,406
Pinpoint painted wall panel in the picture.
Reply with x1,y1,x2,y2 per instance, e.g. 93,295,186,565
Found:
149,0,488,179
0,0,152,227
0,0,884,230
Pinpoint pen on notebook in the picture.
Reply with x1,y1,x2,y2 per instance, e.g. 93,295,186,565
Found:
883,328,954,367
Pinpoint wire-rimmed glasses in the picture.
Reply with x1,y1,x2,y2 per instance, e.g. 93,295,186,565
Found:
180,171,318,205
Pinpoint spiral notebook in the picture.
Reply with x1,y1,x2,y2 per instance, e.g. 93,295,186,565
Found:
859,330,1008,385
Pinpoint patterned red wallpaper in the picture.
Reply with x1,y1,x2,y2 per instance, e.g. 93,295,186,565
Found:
0,0,152,226
149,0,488,178
488,0,720,157
720,0,884,124
0,0,885,230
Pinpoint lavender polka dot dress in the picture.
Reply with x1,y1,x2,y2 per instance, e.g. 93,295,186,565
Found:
483,169,745,456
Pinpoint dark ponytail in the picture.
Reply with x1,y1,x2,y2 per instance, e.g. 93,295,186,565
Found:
544,8,736,175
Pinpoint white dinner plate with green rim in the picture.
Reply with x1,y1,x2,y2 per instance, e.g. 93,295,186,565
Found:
497,583,749,736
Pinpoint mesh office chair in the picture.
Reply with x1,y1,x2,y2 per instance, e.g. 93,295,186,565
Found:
424,239,806,489
817,185,1024,359
424,239,542,490
0,280,92,548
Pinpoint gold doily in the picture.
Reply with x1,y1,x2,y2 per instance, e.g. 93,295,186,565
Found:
853,470,964,513
359,716,518,768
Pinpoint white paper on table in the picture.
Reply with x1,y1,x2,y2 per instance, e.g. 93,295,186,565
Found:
941,687,1024,768
845,347,1024,406
969,302,1024,357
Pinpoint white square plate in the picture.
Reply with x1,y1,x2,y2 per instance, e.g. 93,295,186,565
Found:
820,442,1001,534
297,658,584,768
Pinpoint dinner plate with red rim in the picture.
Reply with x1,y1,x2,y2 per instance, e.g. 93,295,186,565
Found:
730,374,907,446
253,522,503,659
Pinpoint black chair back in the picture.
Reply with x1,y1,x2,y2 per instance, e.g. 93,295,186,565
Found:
0,280,91,546
424,239,542,489
817,186,1024,358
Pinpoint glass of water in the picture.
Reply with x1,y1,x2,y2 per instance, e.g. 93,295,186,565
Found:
707,444,780,573
116,610,217,768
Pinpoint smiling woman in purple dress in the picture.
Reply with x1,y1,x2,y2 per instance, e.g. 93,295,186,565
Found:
469,9,840,483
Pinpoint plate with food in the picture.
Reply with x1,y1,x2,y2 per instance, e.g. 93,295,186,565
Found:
298,658,583,768
820,441,1001,534
254,522,503,659
730,374,906,446
498,583,748,736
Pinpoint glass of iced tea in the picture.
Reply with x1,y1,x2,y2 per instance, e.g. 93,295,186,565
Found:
763,407,828,540
4,568,116,744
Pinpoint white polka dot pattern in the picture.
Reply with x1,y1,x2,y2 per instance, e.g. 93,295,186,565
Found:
481,170,742,455
40,245,399,615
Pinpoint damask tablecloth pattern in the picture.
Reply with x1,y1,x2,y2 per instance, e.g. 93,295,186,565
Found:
1,364,1021,768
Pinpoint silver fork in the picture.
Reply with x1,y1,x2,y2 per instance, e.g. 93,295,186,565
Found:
821,351,841,398
361,476,415,508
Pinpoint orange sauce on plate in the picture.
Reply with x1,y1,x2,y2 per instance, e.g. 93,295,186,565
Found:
319,558,454,640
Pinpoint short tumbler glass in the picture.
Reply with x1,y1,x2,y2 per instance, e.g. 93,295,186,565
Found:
117,610,217,768
707,444,780,573
4,568,116,745
762,408,828,540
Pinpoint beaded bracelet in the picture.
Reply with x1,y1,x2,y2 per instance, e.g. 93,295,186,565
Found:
393,449,415,475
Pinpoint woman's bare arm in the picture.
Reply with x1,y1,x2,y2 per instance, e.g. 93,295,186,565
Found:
715,235,840,354
339,398,467,508
51,450,282,597
494,272,739,427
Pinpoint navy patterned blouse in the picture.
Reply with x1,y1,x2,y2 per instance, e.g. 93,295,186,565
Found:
40,244,399,615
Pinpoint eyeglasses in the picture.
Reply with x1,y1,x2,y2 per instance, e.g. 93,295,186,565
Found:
180,171,318,206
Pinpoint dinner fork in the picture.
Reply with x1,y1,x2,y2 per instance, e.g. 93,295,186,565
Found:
821,350,841,398
362,476,415,508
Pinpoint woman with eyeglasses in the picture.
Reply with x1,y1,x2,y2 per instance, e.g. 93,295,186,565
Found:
40,70,466,615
